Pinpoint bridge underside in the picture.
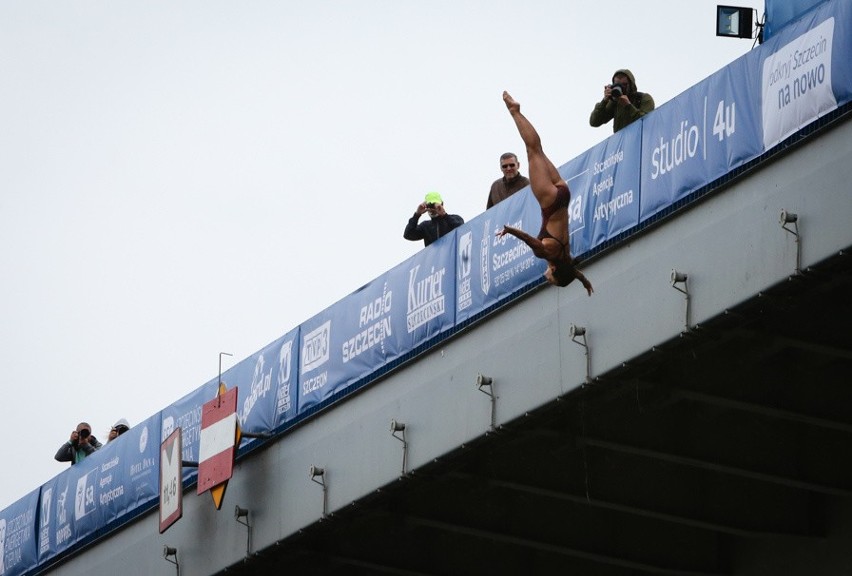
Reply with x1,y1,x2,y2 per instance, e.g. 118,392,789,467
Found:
222,250,852,575
39,115,852,576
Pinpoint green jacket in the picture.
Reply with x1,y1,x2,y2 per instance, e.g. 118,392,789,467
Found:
589,69,655,133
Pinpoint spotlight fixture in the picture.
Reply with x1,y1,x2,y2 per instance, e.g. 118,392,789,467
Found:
780,210,798,224
235,505,249,522
671,270,688,285
716,5,755,39
476,374,493,389
390,419,406,432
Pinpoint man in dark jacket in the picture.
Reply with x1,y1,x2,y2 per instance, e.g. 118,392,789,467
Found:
404,192,464,247
487,152,530,209
589,68,655,133
55,422,102,465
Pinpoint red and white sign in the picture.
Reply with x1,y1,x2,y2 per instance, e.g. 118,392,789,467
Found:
197,387,238,495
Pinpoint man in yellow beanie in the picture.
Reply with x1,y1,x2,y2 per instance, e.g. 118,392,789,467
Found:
403,192,464,247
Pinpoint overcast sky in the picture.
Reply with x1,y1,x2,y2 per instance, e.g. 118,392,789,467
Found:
0,0,756,511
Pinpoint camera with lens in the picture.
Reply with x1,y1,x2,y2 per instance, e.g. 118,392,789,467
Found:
426,202,437,209
610,83,624,100
79,428,90,439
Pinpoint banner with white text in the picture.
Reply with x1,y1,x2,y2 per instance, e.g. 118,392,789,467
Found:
0,488,38,576
298,237,456,412
640,57,764,219
560,120,642,252
223,329,300,438
36,413,161,563
455,188,543,323
160,379,220,482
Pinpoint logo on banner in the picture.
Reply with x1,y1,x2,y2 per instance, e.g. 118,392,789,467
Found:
406,264,446,332
302,321,331,373
762,18,836,148
57,487,68,525
41,489,52,527
480,220,491,295
139,426,148,453
39,487,53,555
277,340,293,414
457,232,473,311
53,485,72,546
74,471,97,520
162,416,175,440
301,322,331,396
240,353,272,423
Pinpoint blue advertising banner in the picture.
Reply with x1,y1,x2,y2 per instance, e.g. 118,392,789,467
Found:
96,413,161,523
760,0,850,149
560,121,642,253
37,415,161,563
391,232,457,348
456,189,542,323
765,0,828,40
297,271,402,411
299,236,457,412
640,60,764,220
223,328,300,437
38,472,75,560
160,378,220,480
0,488,37,576
37,463,99,560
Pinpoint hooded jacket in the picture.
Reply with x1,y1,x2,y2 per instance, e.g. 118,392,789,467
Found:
589,69,655,133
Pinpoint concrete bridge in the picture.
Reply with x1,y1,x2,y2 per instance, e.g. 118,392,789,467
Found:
39,103,852,576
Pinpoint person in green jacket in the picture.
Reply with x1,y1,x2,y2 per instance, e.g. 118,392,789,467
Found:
589,69,655,133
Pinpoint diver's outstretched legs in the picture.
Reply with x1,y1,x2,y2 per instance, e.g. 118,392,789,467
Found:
503,91,563,205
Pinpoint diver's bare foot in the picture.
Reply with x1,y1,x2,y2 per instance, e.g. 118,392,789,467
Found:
503,91,520,114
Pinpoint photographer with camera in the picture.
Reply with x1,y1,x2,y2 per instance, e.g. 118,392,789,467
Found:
55,422,102,465
589,69,655,133
107,418,130,443
403,192,464,247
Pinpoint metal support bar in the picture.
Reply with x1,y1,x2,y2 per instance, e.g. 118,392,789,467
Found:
476,374,497,430
670,270,691,332
780,210,802,275
309,466,328,518
235,506,251,558
390,420,408,475
569,325,591,384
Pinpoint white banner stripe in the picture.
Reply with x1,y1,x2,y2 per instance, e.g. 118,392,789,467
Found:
199,412,237,463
